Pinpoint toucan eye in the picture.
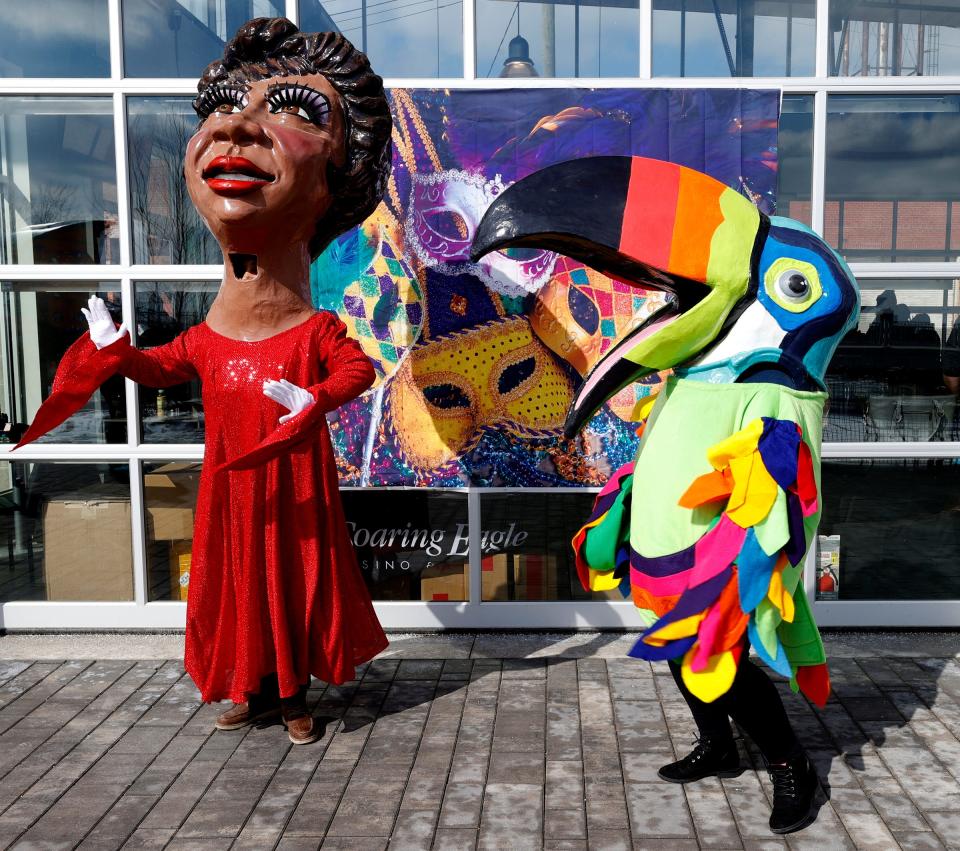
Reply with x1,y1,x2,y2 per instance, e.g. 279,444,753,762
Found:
778,271,809,301
764,258,822,314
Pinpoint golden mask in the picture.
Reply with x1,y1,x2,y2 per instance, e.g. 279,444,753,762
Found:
389,317,574,470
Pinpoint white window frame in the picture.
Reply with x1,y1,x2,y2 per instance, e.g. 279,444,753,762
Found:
2,0,960,630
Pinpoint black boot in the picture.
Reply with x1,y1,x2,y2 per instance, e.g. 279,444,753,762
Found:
658,737,744,784
768,750,819,834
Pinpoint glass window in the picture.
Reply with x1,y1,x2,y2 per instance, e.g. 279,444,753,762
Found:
825,278,960,443
0,461,132,603
0,98,118,265
127,98,220,265
474,0,638,77
134,281,216,444
0,1,110,78
653,0,815,77
825,95,960,263
0,282,126,444
777,94,813,227
301,0,464,77
143,461,201,601
819,458,960,600
123,0,285,78
479,492,619,601
341,491,469,601
830,0,960,76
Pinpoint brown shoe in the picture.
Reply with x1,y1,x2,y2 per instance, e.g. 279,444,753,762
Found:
283,712,320,745
280,684,320,745
214,699,281,731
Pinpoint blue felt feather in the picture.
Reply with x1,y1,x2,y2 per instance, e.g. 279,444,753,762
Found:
748,617,793,677
737,528,779,612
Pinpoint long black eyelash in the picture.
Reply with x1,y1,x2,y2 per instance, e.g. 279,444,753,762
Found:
193,85,249,121
265,83,332,125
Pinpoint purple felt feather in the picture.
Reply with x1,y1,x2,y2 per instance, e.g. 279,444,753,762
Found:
757,418,800,492
785,490,807,566
641,566,734,638
627,634,697,662
630,542,696,578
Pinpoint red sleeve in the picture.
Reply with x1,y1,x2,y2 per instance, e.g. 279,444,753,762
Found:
308,312,377,413
15,330,196,449
217,312,375,473
116,332,197,388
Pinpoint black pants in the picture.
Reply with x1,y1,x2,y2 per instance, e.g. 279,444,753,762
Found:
668,652,800,763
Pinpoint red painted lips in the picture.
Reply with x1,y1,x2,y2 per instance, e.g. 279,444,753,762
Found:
202,156,274,196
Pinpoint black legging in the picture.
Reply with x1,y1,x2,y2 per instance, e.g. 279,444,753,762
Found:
668,652,800,764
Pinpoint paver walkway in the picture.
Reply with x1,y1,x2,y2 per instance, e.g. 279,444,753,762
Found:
1,632,960,850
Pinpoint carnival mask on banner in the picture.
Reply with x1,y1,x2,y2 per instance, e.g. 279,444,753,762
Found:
531,257,670,422
405,169,558,297
314,213,423,386
316,88,780,486
388,316,574,470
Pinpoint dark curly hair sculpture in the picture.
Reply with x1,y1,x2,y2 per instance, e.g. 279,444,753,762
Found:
195,17,392,258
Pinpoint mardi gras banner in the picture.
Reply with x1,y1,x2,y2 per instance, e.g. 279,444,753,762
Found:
314,88,780,488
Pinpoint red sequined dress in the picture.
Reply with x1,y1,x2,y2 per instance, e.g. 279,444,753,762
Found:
18,311,387,702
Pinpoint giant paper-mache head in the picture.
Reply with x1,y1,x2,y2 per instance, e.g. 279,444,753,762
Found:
185,17,392,260
471,156,860,437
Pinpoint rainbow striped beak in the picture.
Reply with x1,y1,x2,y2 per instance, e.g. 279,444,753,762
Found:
471,156,767,438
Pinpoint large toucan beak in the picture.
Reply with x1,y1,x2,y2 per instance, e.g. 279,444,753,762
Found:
471,156,767,438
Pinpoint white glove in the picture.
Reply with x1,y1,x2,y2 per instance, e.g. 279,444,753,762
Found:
80,296,127,350
263,378,316,424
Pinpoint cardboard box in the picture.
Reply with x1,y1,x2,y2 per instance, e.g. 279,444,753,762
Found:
42,497,133,601
481,553,560,601
169,540,191,601
481,553,509,601
420,563,467,601
144,462,200,541
514,554,559,601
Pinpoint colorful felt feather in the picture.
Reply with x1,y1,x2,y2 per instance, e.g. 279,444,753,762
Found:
573,412,831,708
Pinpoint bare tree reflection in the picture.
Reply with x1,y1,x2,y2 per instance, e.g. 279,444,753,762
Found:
129,109,218,265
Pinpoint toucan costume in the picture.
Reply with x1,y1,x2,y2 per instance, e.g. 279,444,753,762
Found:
472,156,860,833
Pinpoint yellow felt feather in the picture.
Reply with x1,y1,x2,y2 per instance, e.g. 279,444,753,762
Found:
706,418,764,469
681,647,739,703
726,452,778,528
767,561,795,623
588,568,621,592
647,612,705,642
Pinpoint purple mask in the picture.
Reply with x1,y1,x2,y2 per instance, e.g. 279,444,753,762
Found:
405,169,557,298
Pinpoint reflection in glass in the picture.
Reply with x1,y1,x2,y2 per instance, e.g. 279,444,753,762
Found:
480,492,615,601
0,0,110,78
128,98,220,265
777,95,813,227
0,98,118,265
134,282,216,443
825,279,960,442
144,461,202,601
830,0,960,76
123,0,285,78
0,461,132,603
341,491,469,600
301,0,463,77
653,0,814,76
0,283,126,444
819,458,960,600
825,95,960,262
475,0,638,77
